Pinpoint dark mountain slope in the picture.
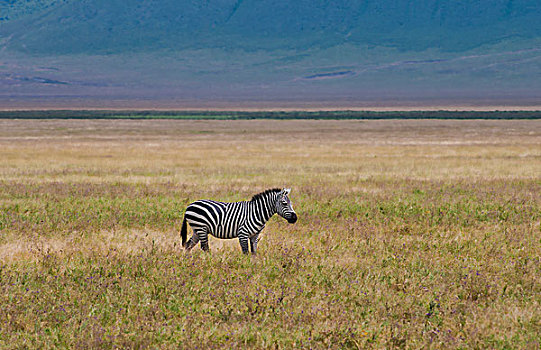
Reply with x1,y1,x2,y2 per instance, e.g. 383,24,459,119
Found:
2,0,541,54
1,0,540,107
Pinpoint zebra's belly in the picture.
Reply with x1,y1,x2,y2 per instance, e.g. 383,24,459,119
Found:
211,222,239,239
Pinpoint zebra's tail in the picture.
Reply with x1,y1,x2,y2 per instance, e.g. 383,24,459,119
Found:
180,213,188,248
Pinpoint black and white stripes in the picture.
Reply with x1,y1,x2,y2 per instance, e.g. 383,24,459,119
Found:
180,188,297,254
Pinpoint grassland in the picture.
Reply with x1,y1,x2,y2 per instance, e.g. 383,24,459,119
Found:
0,119,540,349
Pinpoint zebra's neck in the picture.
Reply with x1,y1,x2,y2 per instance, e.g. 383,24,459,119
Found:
249,192,277,224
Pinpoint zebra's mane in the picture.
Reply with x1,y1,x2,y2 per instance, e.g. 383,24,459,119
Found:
250,188,282,202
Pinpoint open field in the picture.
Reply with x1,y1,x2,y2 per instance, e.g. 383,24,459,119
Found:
0,119,540,348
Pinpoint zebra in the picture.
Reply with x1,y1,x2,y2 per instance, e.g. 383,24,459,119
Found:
180,188,297,254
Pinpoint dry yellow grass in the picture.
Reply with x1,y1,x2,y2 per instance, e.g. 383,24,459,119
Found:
0,119,540,348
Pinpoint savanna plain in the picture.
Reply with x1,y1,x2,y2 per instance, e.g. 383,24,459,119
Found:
0,118,540,349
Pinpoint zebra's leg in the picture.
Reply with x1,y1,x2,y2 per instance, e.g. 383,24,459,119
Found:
238,229,250,254
184,233,200,251
250,232,261,255
198,229,210,252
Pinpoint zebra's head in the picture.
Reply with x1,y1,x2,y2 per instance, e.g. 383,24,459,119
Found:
276,188,297,224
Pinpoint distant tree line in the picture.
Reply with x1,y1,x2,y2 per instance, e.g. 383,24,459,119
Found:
0,110,539,120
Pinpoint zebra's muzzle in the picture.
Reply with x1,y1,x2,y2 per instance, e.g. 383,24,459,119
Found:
286,213,297,224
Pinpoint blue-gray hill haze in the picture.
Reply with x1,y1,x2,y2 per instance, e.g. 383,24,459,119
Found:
1,0,541,108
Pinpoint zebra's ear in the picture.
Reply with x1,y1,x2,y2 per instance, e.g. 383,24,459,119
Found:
283,188,291,196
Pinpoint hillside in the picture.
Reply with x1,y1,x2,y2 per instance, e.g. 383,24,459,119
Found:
1,0,541,107
2,0,541,54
